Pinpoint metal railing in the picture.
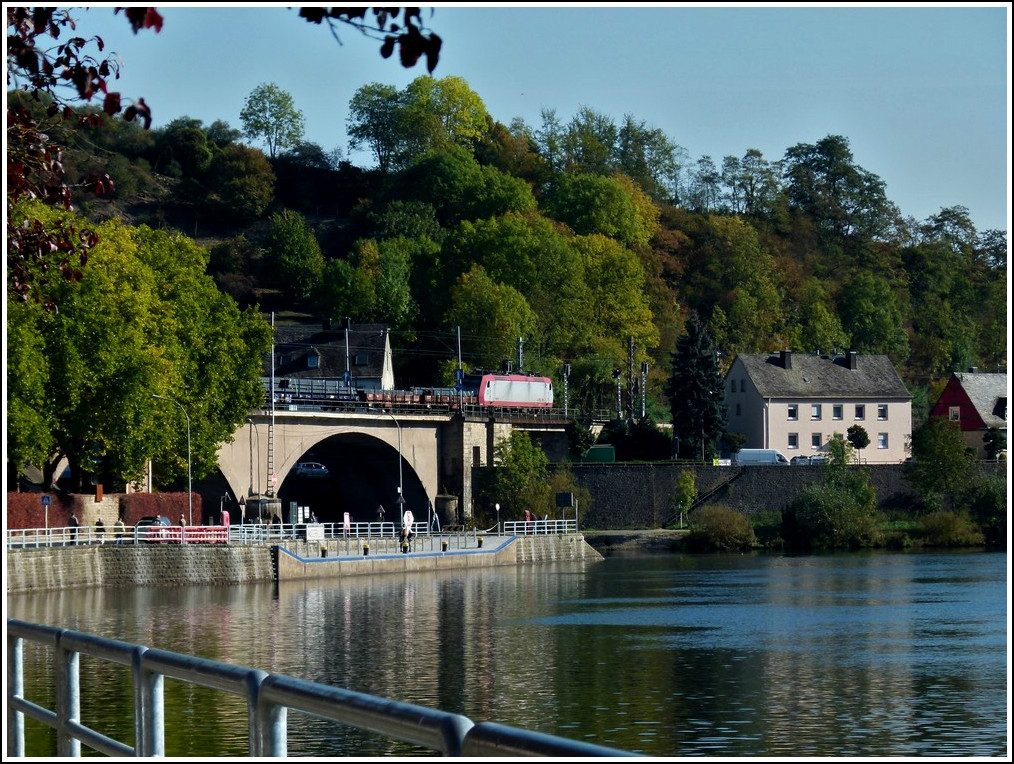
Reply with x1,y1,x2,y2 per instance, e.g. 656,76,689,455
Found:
7,520,580,550
6,619,638,758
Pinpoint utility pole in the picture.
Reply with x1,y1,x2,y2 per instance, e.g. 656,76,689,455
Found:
626,336,636,420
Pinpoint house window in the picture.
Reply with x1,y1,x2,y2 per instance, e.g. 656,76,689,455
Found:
787,404,798,421
731,379,737,393
948,406,960,422
811,433,822,450
832,404,843,420
472,446,481,467
811,404,822,420
307,354,319,369
735,403,741,416
354,353,369,366
877,404,888,421
878,433,888,449
787,433,799,450
855,404,865,420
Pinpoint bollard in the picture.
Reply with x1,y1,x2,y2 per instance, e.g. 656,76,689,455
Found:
441,539,448,552
477,537,483,548
401,542,409,554
363,543,369,556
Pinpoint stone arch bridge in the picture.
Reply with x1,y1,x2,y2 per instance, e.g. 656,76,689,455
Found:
215,408,570,526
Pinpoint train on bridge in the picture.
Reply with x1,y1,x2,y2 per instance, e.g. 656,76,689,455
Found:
264,372,554,413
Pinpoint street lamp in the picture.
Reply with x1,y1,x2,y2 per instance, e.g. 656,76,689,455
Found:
376,409,404,524
153,394,192,526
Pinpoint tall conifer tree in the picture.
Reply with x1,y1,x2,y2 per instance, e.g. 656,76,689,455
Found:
665,311,726,460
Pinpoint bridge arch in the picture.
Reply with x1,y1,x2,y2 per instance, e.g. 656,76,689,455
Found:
216,415,439,525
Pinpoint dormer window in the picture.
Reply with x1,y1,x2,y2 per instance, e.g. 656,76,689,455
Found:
354,353,369,366
307,352,319,369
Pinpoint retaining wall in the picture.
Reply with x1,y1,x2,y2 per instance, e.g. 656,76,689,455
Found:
570,462,1005,529
6,536,602,594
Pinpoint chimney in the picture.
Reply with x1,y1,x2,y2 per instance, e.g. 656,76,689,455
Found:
780,350,792,370
968,367,978,374
848,351,858,370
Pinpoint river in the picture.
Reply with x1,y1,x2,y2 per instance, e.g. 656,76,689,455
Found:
5,549,1008,757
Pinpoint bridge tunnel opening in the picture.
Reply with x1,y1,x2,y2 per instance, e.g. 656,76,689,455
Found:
276,432,428,526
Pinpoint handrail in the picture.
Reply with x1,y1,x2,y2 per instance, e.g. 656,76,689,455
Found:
6,618,638,758
7,520,580,550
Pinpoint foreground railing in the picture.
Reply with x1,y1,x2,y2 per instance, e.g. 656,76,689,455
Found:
6,619,637,758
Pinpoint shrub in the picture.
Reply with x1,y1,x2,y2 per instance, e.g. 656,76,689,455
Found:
685,504,755,552
916,511,985,548
783,483,884,551
750,510,783,550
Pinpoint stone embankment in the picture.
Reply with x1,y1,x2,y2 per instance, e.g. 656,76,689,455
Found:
6,535,603,594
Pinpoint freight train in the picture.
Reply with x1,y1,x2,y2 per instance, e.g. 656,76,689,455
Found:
262,373,554,412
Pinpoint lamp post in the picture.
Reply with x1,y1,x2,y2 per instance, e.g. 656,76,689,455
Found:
153,394,192,526
377,409,404,525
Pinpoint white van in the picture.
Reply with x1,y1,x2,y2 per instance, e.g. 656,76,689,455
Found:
732,448,790,466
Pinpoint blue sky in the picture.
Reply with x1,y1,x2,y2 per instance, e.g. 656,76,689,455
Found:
63,4,1010,233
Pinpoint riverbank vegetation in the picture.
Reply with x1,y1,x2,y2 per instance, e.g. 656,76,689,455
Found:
681,434,1005,553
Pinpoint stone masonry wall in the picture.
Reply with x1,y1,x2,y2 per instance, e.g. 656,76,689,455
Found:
568,462,1005,530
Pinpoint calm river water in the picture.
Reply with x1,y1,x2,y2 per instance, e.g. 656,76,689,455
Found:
6,550,1009,758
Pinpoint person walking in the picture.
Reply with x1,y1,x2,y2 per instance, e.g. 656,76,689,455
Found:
68,511,79,545
95,517,105,544
400,509,415,545
113,515,126,542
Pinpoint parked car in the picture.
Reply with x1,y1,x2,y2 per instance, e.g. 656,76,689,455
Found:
809,454,828,465
134,515,172,542
790,455,811,466
292,461,329,478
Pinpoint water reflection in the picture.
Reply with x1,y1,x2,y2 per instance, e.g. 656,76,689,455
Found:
6,551,1007,757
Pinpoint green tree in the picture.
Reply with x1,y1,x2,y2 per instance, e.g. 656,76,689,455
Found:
266,210,325,302
982,427,1006,461
5,202,272,491
400,75,489,162
664,311,726,460
6,291,55,483
783,435,882,550
206,143,276,221
442,212,592,361
444,265,537,370
542,172,657,250
846,424,870,463
838,271,909,362
906,417,977,511
782,134,894,245
347,82,407,173
486,430,551,520
240,82,305,159
670,470,697,528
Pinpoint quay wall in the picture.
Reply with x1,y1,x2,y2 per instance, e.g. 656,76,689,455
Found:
5,535,602,594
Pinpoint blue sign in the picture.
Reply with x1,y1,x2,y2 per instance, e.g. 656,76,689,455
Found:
41,495,52,506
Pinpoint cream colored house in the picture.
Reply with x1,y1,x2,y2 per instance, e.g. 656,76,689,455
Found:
724,350,912,464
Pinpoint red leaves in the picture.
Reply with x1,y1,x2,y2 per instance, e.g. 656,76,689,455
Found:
123,98,152,129
117,7,164,34
298,7,441,72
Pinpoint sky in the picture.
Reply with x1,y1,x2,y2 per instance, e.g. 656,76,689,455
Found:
44,3,1012,234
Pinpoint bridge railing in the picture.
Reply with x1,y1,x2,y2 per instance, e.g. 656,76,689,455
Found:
6,618,638,758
